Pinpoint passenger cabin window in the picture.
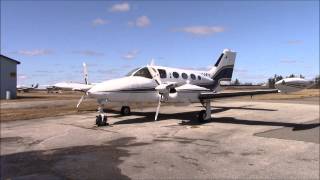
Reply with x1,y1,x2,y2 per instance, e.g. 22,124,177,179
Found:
198,75,202,80
133,67,152,79
173,72,179,78
190,74,196,80
158,69,167,79
182,73,188,79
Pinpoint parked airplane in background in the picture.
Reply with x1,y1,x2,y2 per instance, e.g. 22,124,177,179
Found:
275,77,314,93
17,83,39,92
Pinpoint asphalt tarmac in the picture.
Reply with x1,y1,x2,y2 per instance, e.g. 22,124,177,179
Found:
1,99,319,179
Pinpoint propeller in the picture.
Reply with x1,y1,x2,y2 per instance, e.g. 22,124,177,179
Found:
76,91,90,109
83,62,89,85
147,65,179,120
147,65,161,85
77,62,90,109
76,94,86,108
147,65,164,120
155,95,162,121
149,58,155,66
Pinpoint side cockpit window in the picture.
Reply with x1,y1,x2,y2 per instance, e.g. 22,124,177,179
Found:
158,69,167,79
133,67,152,79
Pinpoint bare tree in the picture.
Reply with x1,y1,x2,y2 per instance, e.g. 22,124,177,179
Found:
234,78,240,85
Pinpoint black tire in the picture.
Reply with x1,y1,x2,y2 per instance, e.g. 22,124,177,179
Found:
121,106,131,116
96,115,108,126
96,115,102,126
102,116,108,126
198,110,207,123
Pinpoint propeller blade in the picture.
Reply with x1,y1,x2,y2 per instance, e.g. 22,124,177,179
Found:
149,58,155,66
155,95,161,121
76,95,85,108
83,62,89,85
147,65,161,85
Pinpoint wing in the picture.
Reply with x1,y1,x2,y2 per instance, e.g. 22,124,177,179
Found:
71,84,93,92
199,89,279,99
54,82,93,92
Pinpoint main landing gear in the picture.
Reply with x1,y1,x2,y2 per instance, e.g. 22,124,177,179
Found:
120,106,131,116
198,100,212,123
96,104,108,126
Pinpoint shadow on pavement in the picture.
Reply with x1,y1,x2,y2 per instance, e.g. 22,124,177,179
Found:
1,137,148,180
107,107,318,131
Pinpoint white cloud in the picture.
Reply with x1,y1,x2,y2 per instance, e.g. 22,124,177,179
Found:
280,59,298,64
15,49,53,56
92,18,109,26
136,16,150,27
128,16,151,28
110,2,130,12
122,50,139,60
287,40,303,45
73,50,104,57
174,26,225,36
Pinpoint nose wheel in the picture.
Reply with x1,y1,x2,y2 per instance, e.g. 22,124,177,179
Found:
96,115,108,126
96,103,109,126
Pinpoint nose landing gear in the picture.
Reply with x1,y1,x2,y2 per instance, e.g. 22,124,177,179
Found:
96,114,108,126
96,104,109,126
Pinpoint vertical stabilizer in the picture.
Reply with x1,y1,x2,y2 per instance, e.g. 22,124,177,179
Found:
209,49,236,81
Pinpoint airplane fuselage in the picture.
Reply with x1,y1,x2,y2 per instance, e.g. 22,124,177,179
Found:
87,66,215,104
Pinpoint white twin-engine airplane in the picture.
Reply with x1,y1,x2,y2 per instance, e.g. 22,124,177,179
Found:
67,49,312,126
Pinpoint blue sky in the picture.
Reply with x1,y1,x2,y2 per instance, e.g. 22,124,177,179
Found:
1,0,319,85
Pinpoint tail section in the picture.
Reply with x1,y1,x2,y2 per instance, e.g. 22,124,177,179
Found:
209,49,236,82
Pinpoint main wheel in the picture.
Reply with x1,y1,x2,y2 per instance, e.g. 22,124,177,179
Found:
198,110,207,123
121,106,131,116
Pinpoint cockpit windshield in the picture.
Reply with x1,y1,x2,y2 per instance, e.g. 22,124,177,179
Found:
126,67,140,76
133,67,152,79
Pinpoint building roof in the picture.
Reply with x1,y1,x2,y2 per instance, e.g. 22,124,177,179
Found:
0,54,21,64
